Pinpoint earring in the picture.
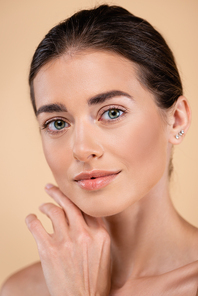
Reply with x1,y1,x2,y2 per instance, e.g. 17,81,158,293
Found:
175,130,184,139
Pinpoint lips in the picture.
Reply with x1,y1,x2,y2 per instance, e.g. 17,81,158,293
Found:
74,170,121,190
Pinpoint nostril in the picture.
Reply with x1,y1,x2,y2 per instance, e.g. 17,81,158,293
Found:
73,143,104,162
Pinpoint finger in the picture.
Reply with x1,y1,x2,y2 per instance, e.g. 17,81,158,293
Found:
39,203,68,235
25,214,49,246
82,213,100,229
45,184,86,228
96,217,108,229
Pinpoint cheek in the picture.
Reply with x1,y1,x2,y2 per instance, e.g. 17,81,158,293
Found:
42,138,72,183
108,115,167,189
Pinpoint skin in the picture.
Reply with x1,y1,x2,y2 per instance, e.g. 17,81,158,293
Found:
1,50,198,296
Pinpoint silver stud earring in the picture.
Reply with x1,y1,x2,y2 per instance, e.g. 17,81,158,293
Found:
175,130,184,139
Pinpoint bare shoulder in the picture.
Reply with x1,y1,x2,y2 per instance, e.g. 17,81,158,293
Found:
0,262,50,296
157,260,198,295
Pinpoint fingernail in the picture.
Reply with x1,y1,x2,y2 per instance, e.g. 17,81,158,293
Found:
45,183,54,190
25,214,36,225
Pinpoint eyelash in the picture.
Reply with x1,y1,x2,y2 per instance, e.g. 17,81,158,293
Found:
41,117,69,135
41,105,127,135
99,105,127,122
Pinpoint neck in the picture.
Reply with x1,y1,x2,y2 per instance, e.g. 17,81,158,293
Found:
104,175,198,289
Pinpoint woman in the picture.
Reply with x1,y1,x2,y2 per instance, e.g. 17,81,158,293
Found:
1,4,198,296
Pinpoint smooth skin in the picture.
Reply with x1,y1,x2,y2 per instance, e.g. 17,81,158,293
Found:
1,50,198,296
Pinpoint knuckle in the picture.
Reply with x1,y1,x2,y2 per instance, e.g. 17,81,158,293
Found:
48,206,63,217
62,240,73,252
77,230,92,244
97,228,110,242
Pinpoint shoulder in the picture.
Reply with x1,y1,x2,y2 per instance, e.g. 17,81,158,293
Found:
121,261,198,295
158,260,198,295
0,262,50,296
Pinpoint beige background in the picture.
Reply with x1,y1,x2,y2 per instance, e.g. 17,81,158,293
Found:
0,0,198,287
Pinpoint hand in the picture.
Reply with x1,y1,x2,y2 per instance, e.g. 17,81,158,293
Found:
25,185,111,296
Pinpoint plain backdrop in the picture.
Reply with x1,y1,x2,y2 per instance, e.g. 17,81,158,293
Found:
0,0,198,287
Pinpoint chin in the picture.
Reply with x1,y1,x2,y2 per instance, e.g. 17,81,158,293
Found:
74,196,133,218
80,207,118,218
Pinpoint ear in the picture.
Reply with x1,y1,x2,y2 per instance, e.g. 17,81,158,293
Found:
168,96,191,145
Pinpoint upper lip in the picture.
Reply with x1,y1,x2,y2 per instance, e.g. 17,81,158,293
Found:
74,170,121,181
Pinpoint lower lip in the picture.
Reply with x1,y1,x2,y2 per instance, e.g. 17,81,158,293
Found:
76,173,120,191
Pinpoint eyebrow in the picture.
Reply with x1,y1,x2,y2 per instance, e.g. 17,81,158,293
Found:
87,90,133,105
36,103,67,117
36,90,133,116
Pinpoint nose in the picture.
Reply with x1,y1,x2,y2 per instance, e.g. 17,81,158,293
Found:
72,122,104,162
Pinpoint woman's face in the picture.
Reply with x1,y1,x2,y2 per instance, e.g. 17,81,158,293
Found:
34,50,169,217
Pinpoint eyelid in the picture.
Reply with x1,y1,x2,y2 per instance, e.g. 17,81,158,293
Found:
40,116,69,135
41,116,66,128
98,104,128,120
40,104,128,134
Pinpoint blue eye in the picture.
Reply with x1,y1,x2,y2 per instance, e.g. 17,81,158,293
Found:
47,119,68,131
102,109,124,120
54,120,66,130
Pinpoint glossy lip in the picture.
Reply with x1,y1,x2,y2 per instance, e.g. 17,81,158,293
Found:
74,170,121,181
74,170,121,191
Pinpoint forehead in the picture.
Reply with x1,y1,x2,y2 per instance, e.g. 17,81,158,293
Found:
33,50,153,110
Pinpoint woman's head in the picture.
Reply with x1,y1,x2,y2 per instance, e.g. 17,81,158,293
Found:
30,5,190,217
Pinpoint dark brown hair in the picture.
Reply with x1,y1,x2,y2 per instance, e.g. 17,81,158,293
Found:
29,4,183,115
